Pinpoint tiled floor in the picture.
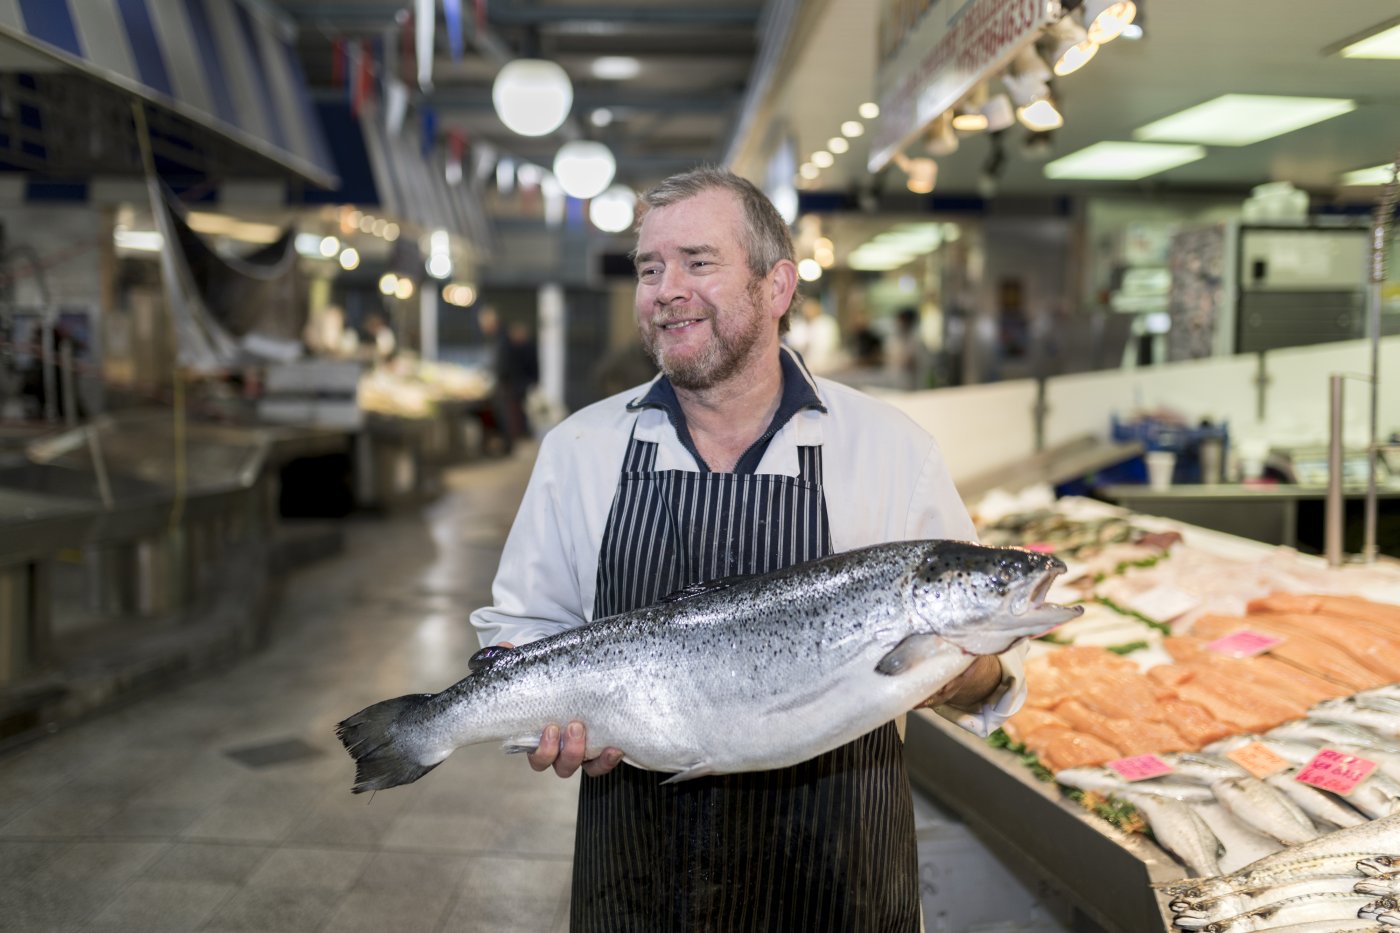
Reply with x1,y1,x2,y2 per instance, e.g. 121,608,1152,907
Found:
0,446,577,933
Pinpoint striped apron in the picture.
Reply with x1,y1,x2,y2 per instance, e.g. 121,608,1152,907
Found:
570,430,921,932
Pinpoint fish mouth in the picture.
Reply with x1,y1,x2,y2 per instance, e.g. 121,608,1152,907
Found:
1012,566,1082,627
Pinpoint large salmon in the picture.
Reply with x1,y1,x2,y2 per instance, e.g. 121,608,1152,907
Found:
336,540,1080,793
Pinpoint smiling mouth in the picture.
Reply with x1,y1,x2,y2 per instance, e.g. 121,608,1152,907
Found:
659,318,706,331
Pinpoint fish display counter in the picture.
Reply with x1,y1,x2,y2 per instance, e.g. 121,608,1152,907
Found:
904,495,1400,932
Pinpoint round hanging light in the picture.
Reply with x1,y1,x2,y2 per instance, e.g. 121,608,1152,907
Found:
553,140,616,200
589,185,637,233
492,59,573,137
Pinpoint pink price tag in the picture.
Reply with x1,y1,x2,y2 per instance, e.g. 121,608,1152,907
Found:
1024,543,1057,554
1206,630,1284,658
1106,754,1175,782
1295,748,1377,796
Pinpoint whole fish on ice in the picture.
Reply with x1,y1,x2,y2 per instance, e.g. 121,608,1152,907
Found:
1160,812,1400,902
337,540,1080,793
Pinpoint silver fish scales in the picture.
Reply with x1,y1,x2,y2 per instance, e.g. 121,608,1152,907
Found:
336,540,1079,793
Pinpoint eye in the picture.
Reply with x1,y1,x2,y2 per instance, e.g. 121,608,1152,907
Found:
637,267,660,280
690,260,711,270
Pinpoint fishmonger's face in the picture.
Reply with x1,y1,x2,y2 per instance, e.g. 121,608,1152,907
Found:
632,190,778,391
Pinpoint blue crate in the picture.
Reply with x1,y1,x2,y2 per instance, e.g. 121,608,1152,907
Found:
1111,415,1230,485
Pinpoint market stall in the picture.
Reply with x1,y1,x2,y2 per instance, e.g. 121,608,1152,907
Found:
907,495,1400,932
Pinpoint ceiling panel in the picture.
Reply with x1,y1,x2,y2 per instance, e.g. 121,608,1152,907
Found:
769,0,1400,201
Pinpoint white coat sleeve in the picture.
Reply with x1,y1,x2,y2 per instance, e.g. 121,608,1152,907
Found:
908,440,1028,738
469,433,588,648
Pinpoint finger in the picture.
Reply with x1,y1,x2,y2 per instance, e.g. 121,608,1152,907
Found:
528,724,560,772
583,748,624,777
553,721,587,778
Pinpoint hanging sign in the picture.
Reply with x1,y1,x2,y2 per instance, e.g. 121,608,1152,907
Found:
869,0,1057,173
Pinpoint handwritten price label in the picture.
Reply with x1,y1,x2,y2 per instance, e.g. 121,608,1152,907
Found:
1206,630,1284,658
1295,748,1377,796
1226,742,1291,779
1106,754,1174,782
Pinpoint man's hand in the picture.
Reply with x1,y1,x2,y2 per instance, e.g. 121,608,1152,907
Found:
527,721,624,778
921,655,1004,712
496,643,624,778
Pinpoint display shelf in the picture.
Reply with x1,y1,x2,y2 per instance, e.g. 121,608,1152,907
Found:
905,500,1400,932
960,436,1144,502
906,709,1180,933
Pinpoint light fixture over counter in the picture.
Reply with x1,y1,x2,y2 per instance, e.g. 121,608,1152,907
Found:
492,59,573,137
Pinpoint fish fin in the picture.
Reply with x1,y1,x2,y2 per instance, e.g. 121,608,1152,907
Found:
501,734,541,755
468,645,511,673
876,634,943,675
661,762,717,784
335,694,445,794
656,573,761,604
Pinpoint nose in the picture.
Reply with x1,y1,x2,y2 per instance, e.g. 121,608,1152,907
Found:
655,262,692,305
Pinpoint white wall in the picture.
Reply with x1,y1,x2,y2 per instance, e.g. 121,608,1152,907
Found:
879,379,1039,483
887,335,1398,487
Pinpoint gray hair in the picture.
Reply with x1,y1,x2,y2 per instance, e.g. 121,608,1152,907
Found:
637,166,798,331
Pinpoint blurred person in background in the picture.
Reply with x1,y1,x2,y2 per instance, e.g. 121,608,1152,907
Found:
784,296,844,374
478,305,537,453
885,307,934,391
470,167,1023,932
502,320,539,441
362,311,396,362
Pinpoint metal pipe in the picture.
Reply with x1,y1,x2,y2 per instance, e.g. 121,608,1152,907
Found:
59,338,76,426
40,319,56,423
1326,373,1345,567
1364,277,1381,563
1363,151,1397,563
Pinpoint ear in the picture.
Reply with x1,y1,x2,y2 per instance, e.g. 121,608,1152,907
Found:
766,259,798,321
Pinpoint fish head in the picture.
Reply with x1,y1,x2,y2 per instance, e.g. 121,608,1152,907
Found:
904,542,1083,655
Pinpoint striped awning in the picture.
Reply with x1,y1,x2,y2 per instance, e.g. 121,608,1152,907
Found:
0,0,337,188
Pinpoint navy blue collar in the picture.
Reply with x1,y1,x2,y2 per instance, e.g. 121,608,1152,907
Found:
627,347,827,474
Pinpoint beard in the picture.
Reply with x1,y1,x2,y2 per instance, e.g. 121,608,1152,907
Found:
641,282,769,391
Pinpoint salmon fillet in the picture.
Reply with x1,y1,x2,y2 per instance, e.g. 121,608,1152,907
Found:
1174,680,1290,733
1245,611,1400,680
1004,707,1072,747
1076,670,1163,721
1147,664,1193,694
1190,614,1386,690
1043,644,1139,674
1024,660,1079,708
1159,699,1235,746
1056,699,1191,756
1034,729,1124,772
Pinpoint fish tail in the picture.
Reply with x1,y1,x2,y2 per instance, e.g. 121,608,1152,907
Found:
336,694,444,793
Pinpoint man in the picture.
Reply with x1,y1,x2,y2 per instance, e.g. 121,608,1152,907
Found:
471,168,1024,932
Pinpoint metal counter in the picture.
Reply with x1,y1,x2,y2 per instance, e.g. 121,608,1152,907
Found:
0,488,98,683
906,709,1180,933
5,412,275,617
1102,482,1400,552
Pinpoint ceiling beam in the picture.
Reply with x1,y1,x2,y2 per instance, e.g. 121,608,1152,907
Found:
317,86,741,115
277,4,762,29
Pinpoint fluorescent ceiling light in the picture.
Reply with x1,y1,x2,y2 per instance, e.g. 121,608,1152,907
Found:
848,251,911,271
874,223,943,250
591,56,640,80
1338,21,1400,59
1135,94,1356,146
1044,141,1206,179
114,229,164,252
1340,163,1398,186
